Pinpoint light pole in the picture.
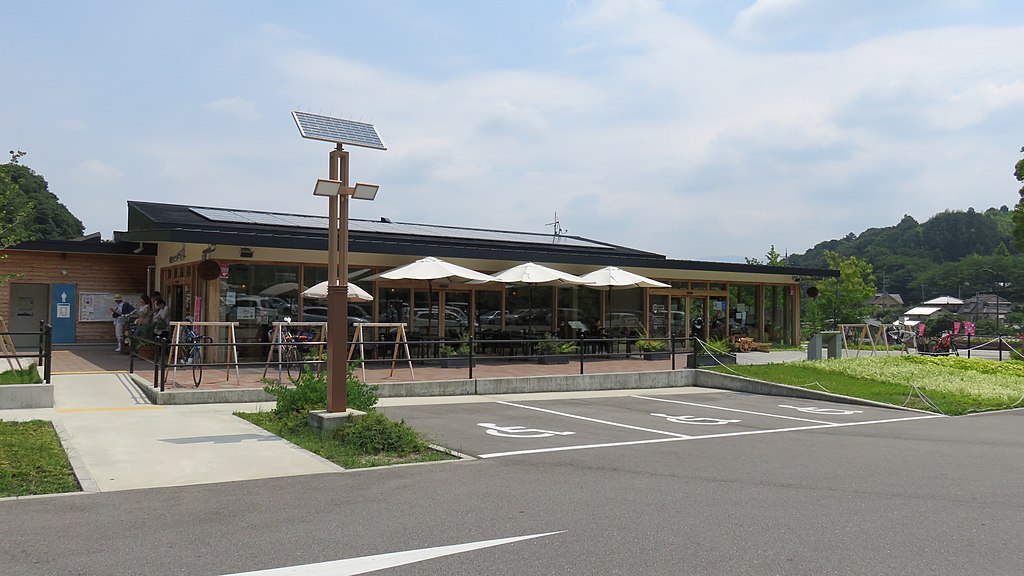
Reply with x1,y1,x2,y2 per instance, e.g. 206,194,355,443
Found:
981,268,1003,361
293,111,385,413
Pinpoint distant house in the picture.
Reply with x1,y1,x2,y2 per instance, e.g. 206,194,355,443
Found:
901,306,944,323
869,292,904,310
959,294,1011,321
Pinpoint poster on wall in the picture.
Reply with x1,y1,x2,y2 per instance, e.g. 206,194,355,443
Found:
79,292,131,322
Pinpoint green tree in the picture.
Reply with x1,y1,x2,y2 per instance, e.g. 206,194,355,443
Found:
745,245,786,266
0,171,33,286
804,251,876,333
1013,146,1024,250
0,152,84,241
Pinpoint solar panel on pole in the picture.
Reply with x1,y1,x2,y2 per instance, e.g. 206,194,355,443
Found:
291,111,387,150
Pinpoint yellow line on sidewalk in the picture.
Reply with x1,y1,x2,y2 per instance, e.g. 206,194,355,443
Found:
56,406,166,413
53,370,130,374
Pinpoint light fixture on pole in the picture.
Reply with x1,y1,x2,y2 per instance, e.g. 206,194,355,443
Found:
294,111,386,414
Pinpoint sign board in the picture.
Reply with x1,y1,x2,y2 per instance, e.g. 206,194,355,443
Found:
79,292,135,323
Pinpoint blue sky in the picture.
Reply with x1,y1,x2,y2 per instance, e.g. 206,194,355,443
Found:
3,0,1023,262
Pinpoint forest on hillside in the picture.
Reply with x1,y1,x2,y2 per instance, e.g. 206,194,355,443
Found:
786,207,1021,306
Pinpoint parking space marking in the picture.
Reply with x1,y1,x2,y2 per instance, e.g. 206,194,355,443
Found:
496,400,692,438
477,413,944,459
633,395,835,424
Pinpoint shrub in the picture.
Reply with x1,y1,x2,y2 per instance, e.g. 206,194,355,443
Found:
701,336,732,354
337,411,424,454
264,360,378,415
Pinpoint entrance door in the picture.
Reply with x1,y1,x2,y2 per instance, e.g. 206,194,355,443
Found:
687,297,707,342
8,283,49,349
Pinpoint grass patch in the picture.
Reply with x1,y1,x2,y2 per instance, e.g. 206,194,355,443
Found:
0,363,43,385
0,420,80,497
236,410,455,469
714,356,1024,415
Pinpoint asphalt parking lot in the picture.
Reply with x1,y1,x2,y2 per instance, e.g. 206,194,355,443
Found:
380,389,943,459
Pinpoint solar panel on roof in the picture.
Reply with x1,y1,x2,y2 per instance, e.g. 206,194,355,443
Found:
189,207,609,249
291,111,387,150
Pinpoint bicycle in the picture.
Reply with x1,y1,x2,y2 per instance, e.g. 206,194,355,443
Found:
179,323,213,387
279,322,322,380
885,324,916,352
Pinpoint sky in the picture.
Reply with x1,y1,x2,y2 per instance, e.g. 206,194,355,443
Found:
3,0,1023,262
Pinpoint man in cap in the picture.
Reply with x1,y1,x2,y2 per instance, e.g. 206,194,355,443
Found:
110,295,134,352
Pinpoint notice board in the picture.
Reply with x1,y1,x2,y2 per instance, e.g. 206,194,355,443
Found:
79,292,129,323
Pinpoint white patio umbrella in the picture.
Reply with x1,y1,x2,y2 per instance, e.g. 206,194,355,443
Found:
580,266,670,332
485,262,593,332
260,282,299,297
367,256,499,333
301,281,373,302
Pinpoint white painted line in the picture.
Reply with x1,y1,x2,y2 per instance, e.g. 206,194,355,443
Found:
479,436,689,458
633,395,835,424
478,414,944,459
497,401,692,438
223,531,564,575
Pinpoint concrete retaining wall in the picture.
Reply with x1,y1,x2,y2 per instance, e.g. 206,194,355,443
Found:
131,374,275,405
0,383,54,409
692,369,917,410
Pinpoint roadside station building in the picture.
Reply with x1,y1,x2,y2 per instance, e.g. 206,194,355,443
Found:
1,200,836,354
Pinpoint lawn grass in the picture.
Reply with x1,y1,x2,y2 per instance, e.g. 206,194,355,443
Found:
0,420,80,497
714,356,1024,415
236,411,457,469
0,363,43,385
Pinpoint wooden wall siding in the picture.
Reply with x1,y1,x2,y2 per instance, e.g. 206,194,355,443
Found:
0,250,154,343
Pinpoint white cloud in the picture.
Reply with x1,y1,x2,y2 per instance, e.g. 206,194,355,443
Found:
73,159,122,183
203,96,261,122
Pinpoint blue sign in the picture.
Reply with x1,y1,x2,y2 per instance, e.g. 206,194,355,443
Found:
51,284,76,344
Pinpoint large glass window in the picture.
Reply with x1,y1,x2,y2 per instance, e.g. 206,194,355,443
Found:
220,263,299,358
606,288,643,338
476,289,503,334
556,286,596,338
729,285,759,339
764,284,792,344
506,285,554,334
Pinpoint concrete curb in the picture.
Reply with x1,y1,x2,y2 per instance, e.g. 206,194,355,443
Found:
0,383,54,409
130,373,275,405
692,369,932,413
52,418,100,493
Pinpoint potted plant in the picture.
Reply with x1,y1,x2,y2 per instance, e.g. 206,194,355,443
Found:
439,333,474,368
635,325,670,361
695,335,736,367
537,335,577,364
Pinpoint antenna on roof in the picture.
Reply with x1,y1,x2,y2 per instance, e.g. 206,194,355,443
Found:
546,212,566,236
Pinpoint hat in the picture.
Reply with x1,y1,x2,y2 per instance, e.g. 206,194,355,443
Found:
113,294,122,300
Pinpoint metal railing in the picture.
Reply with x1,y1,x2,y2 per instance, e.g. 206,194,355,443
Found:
0,320,52,383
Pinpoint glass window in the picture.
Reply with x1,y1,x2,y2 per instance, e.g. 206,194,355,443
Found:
606,287,643,338
220,263,299,358
476,289,503,334
729,285,759,339
506,285,554,334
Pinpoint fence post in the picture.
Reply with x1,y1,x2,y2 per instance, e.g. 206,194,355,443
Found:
156,336,167,392
43,324,52,384
670,333,676,370
578,334,584,375
468,336,475,379
128,334,135,374
37,319,45,367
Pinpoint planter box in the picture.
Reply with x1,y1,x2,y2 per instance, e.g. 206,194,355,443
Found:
440,356,475,369
538,354,571,365
696,353,736,367
641,351,671,361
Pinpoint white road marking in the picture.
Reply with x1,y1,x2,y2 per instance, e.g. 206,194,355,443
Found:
651,413,741,425
478,423,574,438
778,404,864,415
496,400,692,438
633,395,835,424
222,531,564,575
477,414,943,459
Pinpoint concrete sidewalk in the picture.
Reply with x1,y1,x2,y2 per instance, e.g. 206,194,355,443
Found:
1,373,342,493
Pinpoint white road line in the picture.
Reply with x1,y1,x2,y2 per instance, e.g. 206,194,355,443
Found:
497,400,692,438
477,414,944,459
222,531,564,575
632,395,835,424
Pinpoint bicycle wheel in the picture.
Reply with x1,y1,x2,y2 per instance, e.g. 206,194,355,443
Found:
284,347,301,380
191,346,203,387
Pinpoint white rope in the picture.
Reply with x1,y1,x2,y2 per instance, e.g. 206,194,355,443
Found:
693,338,742,374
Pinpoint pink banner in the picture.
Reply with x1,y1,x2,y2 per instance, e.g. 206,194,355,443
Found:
965,321,976,336
917,323,926,335
953,322,961,335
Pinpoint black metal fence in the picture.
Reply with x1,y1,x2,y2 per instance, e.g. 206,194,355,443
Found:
0,320,52,383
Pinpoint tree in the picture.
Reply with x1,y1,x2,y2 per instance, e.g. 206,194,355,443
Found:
745,245,786,266
1013,146,1024,250
0,171,33,286
0,152,84,241
804,251,876,333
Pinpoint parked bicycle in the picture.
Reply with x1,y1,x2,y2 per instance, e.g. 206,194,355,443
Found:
278,319,322,380
885,324,916,351
179,320,213,387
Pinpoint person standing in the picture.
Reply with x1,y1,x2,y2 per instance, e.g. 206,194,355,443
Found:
110,295,135,352
131,293,153,340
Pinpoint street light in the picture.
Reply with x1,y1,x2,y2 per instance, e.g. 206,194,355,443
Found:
294,111,386,414
981,268,1003,361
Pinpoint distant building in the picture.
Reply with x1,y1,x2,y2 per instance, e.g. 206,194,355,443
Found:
959,294,1011,321
869,292,904,310
901,306,944,323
